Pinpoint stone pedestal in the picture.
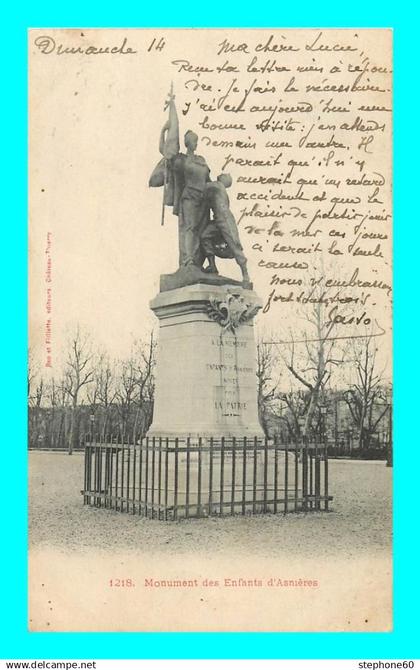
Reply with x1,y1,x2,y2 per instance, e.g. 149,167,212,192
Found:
147,283,264,440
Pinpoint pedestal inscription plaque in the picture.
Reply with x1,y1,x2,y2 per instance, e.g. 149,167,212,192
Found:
147,283,264,439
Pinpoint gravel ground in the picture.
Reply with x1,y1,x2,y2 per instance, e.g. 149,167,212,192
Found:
29,452,392,559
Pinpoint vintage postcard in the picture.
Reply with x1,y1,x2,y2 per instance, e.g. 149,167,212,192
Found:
28,28,392,632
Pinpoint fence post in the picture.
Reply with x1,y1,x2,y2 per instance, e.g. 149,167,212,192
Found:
120,434,125,513
186,437,191,519
104,444,110,509
197,437,202,517
132,441,137,515
126,438,131,513
302,438,308,512
315,442,321,511
284,440,289,515
252,436,258,514
93,442,99,507
242,437,247,515
83,437,89,505
151,437,156,518
294,439,299,512
98,442,103,508
174,438,179,521
220,437,225,516
208,437,214,517
164,438,169,520
157,437,162,519
324,443,329,511
263,436,268,513
306,441,316,509
110,439,115,510
115,436,119,511
139,437,144,516
231,437,236,516
274,438,279,514
144,437,149,518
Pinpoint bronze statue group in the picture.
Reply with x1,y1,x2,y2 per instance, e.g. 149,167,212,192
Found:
149,93,250,284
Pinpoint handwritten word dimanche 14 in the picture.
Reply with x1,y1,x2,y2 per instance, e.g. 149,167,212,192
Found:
34,35,138,56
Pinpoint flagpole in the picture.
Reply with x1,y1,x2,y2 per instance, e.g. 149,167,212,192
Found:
161,159,167,226
160,83,175,227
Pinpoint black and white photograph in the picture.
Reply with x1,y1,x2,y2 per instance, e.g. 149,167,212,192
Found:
28,28,392,632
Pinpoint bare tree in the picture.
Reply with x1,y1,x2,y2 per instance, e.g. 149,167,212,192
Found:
50,374,72,449
256,335,282,438
62,327,94,454
277,389,310,441
343,332,390,450
115,332,156,439
91,353,117,436
115,356,138,436
45,377,59,449
131,331,156,438
275,270,347,438
28,377,46,447
28,329,157,451
28,347,37,404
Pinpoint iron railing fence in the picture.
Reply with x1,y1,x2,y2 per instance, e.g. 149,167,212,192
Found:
82,435,332,520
